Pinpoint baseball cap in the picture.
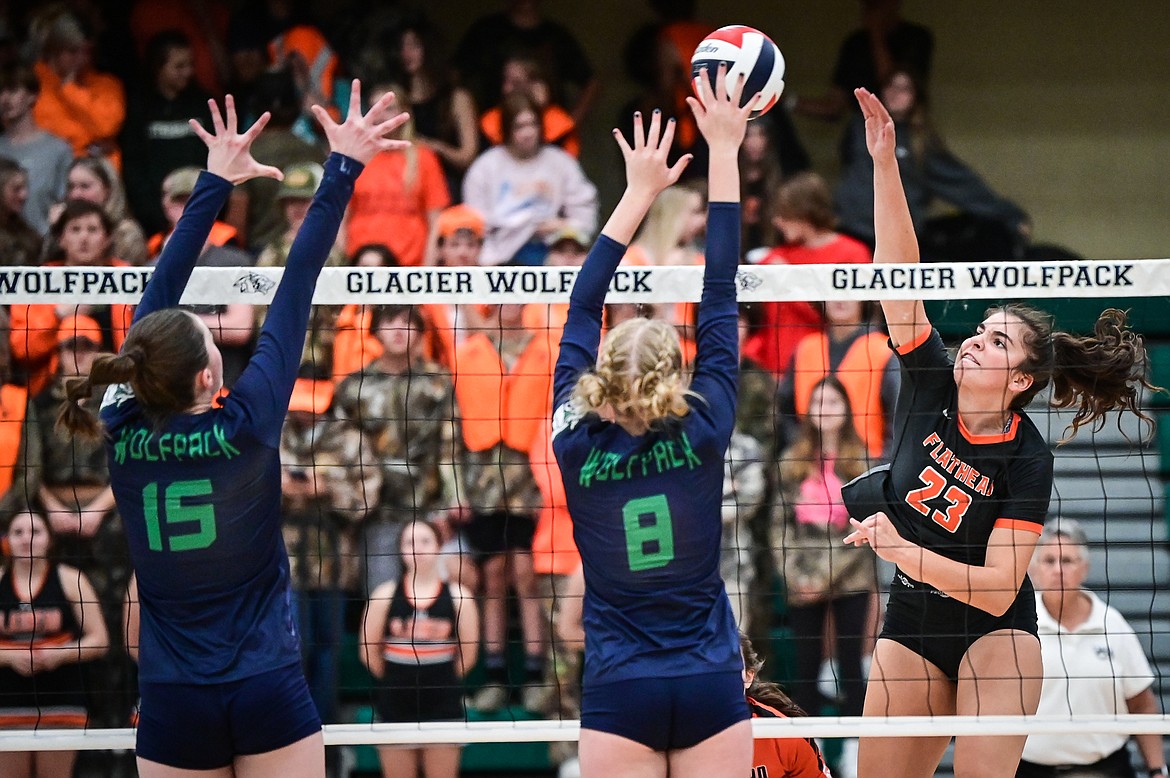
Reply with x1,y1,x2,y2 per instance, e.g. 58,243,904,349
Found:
278,162,324,200
436,204,485,240
288,378,334,414
57,315,103,348
162,167,202,199
545,225,591,249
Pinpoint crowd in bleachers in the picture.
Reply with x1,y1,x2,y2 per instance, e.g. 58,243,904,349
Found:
0,2,1131,778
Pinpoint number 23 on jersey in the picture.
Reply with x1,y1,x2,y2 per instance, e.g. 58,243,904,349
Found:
905,466,972,533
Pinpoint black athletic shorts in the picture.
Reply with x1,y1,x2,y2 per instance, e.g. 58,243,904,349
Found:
879,568,1038,681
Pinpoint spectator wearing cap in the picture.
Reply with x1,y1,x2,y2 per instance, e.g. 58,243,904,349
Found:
345,85,450,266
26,311,129,729
31,10,126,167
147,166,239,260
279,375,381,726
0,64,72,235
9,200,132,394
120,30,212,236
257,162,345,377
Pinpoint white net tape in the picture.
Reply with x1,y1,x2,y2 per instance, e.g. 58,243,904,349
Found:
0,258,1161,306
5,715,1170,752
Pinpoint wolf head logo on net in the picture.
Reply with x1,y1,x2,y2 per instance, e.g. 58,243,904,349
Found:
735,269,763,292
233,272,276,295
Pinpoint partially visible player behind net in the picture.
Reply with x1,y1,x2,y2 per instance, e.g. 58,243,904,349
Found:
551,64,753,778
58,84,408,778
842,86,1157,778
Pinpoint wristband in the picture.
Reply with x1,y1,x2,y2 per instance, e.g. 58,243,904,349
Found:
1149,767,1167,778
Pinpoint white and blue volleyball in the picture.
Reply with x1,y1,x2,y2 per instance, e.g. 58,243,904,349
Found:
691,25,786,119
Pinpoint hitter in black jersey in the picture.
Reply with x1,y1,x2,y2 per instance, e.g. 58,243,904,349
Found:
842,87,1157,778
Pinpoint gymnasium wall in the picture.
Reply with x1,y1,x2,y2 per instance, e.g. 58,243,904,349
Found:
433,0,1170,260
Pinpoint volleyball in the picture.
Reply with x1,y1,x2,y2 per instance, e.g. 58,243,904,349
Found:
691,25,786,119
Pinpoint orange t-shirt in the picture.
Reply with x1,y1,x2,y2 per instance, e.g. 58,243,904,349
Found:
749,697,832,778
32,62,126,168
345,148,450,266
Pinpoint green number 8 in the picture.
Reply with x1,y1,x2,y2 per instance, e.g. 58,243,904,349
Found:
622,494,675,572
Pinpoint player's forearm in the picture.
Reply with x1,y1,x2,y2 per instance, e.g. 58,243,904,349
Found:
707,147,740,204
137,173,233,321
891,544,1020,616
872,156,918,267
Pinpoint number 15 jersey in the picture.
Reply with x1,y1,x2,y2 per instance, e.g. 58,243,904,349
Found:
877,328,1053,568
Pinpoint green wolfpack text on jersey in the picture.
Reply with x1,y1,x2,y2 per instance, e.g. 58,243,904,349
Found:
112,424,241,465
577,432,703,488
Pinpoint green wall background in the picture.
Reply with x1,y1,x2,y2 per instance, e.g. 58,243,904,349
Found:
412,0,1170,260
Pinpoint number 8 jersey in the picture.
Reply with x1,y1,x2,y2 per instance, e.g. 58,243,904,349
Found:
552,204,743,687
865,328,1054,569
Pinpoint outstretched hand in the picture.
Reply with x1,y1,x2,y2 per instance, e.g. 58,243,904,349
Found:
612,110,691,199
311,80,411,165
686,63,754,152
855,87,897,163
189,95,284,185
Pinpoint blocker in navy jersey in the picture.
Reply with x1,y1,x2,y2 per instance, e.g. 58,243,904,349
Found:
100,152,362,687
843,326,1053,666
551,202,744,688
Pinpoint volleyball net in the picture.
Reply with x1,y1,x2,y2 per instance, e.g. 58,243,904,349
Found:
1,258,1168,761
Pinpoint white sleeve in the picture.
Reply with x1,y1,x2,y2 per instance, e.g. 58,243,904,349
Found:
1107,608,1156,699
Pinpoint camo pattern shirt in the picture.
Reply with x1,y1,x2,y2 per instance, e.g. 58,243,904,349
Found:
333,362,463,517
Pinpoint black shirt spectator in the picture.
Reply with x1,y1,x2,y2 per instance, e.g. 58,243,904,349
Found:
454,0,597,124
120,31,212,236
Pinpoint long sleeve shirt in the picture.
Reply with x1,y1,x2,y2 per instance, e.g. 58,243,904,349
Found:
551,202,743,685
101,153,362,684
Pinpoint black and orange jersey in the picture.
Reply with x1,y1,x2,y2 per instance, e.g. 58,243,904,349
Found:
748,697,831,778
853,328,1053,567
0,565,81,650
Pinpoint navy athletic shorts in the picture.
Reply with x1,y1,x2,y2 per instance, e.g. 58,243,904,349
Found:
136,662,321,770
581,670,749,751
880,569,1039,681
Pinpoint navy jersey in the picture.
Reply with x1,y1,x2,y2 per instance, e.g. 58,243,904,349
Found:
852,328,1053,569
551,202,742,685
100,154,362,684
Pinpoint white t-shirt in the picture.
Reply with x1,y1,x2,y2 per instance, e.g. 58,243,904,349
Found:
1022,589,1155,765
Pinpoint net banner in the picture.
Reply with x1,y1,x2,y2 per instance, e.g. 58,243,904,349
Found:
0,258,1162,305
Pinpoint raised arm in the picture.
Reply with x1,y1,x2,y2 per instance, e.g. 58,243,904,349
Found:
232,82,410,447
856,87,929,348
684,64,752,430
552,111,691,407
136,96,282,322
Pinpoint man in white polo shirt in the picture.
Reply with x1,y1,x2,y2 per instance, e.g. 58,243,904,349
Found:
1020,519,1166,778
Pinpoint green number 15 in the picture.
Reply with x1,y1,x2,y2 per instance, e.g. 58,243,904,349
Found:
622,494,675,572
143,479,217,552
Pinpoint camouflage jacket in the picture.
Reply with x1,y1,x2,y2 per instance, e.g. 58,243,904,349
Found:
771,458,877,602
333,362,462,517
461,442,542,516
279,415,381,589
722,431,768,583
31,378,108,488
